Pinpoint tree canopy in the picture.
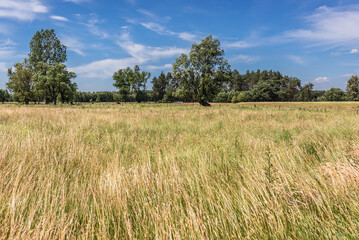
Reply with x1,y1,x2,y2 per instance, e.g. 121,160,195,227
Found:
172,35,230,106
29,29,67,67
346,75,359,101
113,65,151,102
7,60,34,104
6,29,76,104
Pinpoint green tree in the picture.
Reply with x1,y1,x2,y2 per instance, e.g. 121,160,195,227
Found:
113,67,131,101
32,63,76,105
236,91,253,102
59,82,77,104
346,75,359,101
298,83,314,101
29,29,67,67
250,80,279,101
323,88,346,101
152,72,169,101
7,60,34,104
113,65,150,102
277,77,301,101
230,70,245,92
172,35,230,106
0,89,10,103
29,29,68,103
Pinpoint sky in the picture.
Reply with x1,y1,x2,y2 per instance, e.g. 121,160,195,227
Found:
0,0,359,91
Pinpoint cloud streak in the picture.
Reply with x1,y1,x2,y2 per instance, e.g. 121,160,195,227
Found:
314,76,329,83
231,54,261,63
140,22,200,42
71,33,186,79
60,35,86,56
285,5,359,49
50,15,69,21
0,0,48,21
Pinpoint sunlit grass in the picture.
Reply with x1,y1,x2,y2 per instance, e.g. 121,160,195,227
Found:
0,102,359,239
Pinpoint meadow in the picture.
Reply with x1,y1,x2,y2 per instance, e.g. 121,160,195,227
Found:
0,102,359,239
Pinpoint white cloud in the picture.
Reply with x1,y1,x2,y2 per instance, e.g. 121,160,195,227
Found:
141,22,171,35
0,0,48,21
144,64,172,71
50,15,69,21
0,39,16,46
64,0,89,3
223,41,252,49
0,49,16,59
231,54,260,63
285,5,359,48
69,58,140,79
314,76,329,83
288,55,305,65
137,9,157,18
331,48,359,56
140,22,200,42
82,14,109,38
0,62,9,72
117,32,187,62
342,73,354,77
60,35,86,56
118,41,186,62
70,32,186,79
177,32,198,42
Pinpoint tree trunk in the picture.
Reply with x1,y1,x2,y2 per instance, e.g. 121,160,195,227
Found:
199,100,211,107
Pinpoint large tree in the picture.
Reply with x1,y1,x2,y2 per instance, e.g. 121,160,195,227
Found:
346,75,359,101
172,35,230,106
29,29,71,104
7,60,34,104
113,65,150,102
152,72,169,101
29,29,67,67
32,63,76,105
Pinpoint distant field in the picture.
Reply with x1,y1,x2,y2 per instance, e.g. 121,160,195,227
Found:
1,102,359,239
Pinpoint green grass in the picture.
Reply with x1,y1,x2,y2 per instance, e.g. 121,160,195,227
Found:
0,102,359,239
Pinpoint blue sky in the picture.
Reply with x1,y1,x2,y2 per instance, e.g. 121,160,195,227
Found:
0,0,359,91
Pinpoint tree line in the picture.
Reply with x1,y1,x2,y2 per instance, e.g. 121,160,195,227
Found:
1,30,359,105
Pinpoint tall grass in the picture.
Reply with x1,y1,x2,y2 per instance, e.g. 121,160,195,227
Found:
0,102,359,239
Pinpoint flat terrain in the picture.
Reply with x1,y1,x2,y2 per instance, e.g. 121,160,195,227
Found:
1,102,359,239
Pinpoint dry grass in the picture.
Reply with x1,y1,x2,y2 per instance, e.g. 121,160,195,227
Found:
0,102,359,239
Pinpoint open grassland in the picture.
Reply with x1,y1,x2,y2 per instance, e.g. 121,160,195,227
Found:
1,102,359,239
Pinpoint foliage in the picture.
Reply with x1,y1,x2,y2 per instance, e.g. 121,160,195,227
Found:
152,72,170,101
298,83,314,101
172,35,230,106
0,89,10,103
346,75,359,101
113,65,151,102
6,29,76,104
213,91,238,103
28,29,67,67
32,62,76,105
322,88,346,101
6,60,34,104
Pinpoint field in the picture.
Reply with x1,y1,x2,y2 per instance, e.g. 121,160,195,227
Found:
1,102,359,239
